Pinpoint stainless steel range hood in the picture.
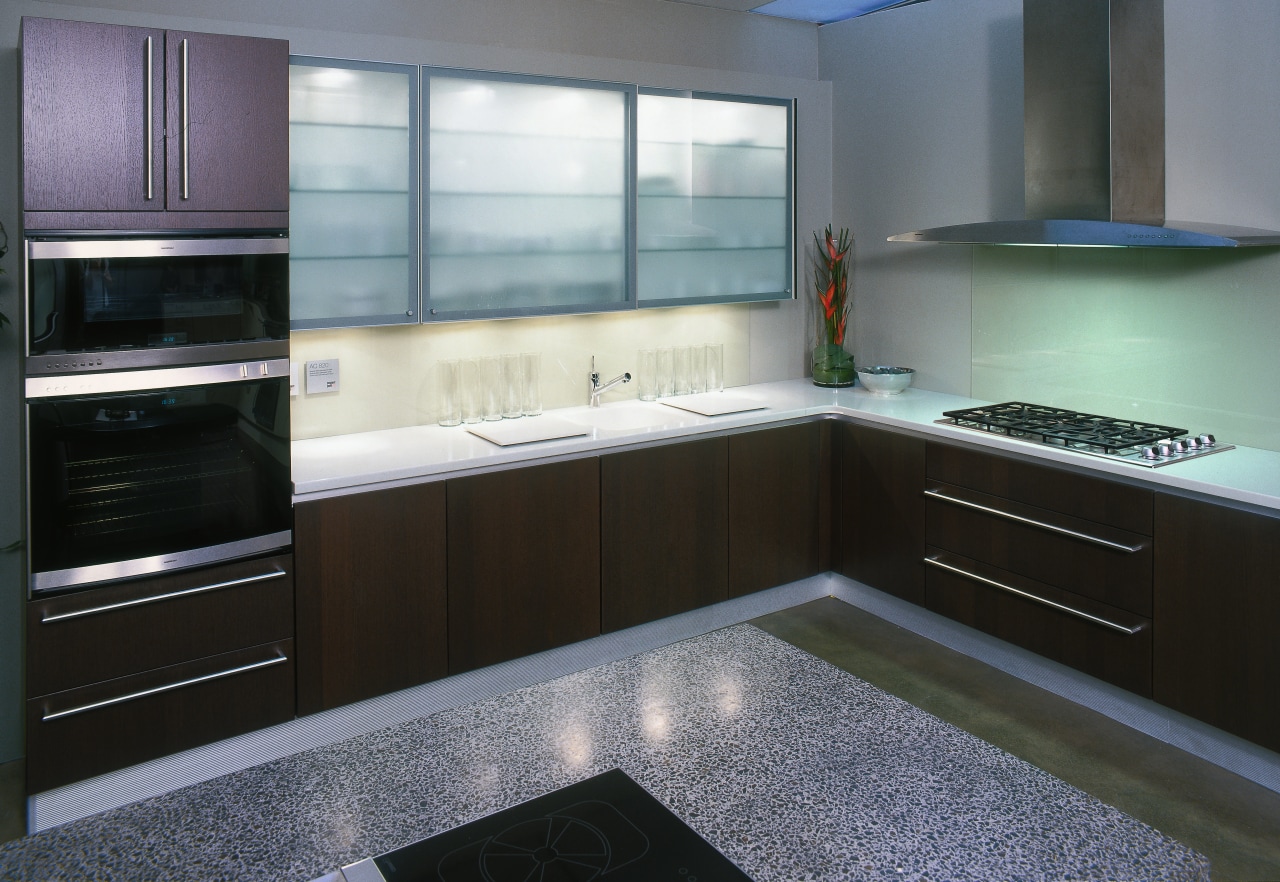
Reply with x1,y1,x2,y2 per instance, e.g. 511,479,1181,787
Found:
889,0,1280,248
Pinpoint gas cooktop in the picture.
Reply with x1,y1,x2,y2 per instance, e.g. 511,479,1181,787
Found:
337,769,752,882
938,402,1235,468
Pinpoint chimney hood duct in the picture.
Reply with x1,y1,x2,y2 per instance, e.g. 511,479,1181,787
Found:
888,0,1280,247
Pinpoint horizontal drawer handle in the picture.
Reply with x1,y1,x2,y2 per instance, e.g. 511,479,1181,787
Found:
41,568,288,624
923,487,1146,553
41,653,288,722
924,556,1145,636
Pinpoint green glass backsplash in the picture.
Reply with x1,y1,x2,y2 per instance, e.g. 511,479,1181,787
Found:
972,246,1280,452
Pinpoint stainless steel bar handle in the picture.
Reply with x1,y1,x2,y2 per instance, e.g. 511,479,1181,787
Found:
144,35,153,201
42,654,287,722
923,488,1145,553
180,38,190,200
924,556,1145,635
41,568,287,624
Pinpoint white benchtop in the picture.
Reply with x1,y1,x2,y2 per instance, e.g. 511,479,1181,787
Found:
292,379,1280,513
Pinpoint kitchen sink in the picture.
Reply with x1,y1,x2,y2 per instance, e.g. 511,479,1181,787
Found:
564,401,679,433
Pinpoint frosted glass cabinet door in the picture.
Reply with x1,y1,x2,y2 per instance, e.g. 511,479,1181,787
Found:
289,59,419,328
637,91,793,306
425,72,632,320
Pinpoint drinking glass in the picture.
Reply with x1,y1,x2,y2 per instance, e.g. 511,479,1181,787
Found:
657,348,674,398
673,345,691,396
690,344,707,394
437,360,462,427
461,358,483,424
502,353,524,419
705,342,724,392
637,349,657,401
522,352,542,416
481,356,503,421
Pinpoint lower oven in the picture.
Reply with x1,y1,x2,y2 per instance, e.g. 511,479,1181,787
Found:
25,359,291,594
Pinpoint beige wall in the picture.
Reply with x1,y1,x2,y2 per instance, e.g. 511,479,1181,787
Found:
0,0,829,762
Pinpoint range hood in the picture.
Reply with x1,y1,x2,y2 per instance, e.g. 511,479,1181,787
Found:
889,0,1280,247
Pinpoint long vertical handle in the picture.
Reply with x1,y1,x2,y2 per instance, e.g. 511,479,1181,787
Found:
144,35,153,200
180,37,190,200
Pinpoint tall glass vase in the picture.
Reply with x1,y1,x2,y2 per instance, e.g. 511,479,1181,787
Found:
812,342,855,387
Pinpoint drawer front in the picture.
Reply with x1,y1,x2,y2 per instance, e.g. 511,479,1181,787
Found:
29,553,294,697
925,549,1151,696
925,482,1152,615
26,639,295,793
926,441,1153,534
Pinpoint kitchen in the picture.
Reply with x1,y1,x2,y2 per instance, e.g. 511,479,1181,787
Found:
1,0,1280,879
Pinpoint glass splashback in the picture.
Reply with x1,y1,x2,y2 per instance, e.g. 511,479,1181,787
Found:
636,92,792,305
971,246,1280,452
425,73,631,319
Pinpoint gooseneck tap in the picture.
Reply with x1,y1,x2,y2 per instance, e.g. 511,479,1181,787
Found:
589,356,631,407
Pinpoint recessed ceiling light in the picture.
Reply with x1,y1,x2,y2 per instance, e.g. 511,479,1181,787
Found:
750,0,927,25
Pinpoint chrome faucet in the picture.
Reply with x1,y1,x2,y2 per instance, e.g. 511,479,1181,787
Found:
589,356,631,407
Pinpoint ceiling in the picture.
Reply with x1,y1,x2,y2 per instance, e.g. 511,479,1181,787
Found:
661,0,927,24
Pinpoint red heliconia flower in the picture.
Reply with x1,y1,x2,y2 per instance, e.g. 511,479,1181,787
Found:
813,225,853,348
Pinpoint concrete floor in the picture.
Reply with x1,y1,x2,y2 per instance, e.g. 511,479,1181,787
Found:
4,594,1279,880
752,597,1280,882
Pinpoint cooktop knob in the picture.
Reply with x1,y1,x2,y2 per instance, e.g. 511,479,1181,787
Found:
1198,433,1217,447
1169,439,1188,454
1183,436,1201,450
1141,445,1161,460
1157,442,1174,457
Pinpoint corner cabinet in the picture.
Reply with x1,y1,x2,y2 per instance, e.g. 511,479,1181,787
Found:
22,17,288,231
1153,494,1280,753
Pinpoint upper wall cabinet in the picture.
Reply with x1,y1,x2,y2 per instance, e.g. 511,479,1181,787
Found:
636,91,793,306
289,59,419,329
424,71,633,321
21,17,289,232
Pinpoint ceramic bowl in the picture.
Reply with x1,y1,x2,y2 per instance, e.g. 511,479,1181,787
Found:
856,365,915,396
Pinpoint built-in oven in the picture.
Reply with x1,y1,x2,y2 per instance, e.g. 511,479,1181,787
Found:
25,360,292,594
24,235,288,375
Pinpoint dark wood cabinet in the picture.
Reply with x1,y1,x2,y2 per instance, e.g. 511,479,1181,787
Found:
1153,494,1280,753
21,17,288,230
25,554,296,792
923,441,1155,695
294,483,448,715
447,459,601,672
840,422,926,604
602,438,728,631
728,422,830,597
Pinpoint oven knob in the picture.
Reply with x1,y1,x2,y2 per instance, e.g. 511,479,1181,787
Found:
1141,445,1161,460
1183,436,1200,450
1198,433,1216,447
1169,439,1188,454
1157,442,1174,457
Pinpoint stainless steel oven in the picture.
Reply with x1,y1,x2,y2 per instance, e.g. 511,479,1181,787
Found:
25,360,292,594
24,235,288,375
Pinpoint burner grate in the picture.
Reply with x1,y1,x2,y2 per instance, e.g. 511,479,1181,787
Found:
941,402,1187,454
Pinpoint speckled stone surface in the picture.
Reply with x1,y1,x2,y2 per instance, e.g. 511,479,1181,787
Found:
0,625,1210,881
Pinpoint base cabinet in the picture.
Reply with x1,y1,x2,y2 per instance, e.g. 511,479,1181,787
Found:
25,554,295,792
447,459,601,672
840,422,926,603
1153,494,1280,753
294,483,448,715
602,438,728,632
728,422,830,597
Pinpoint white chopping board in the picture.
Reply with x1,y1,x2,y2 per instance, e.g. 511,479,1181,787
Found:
659,393,768,417
465,416,589,447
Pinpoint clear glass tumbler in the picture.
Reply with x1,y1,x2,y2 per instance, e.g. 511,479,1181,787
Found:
690,344,707,394
461,358,483,424
522,352,542,416
673,345,691,396
706,342,724,392
502,353,524,419
637,349,657,401
657,347,674,398
481,356,503,421
437,359,462,427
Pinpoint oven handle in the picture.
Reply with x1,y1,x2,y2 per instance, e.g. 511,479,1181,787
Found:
923,487,1146,553
924,556,1145,636
41,652,288,722
144,34,154,201
41,567,288,624
26,237,288,260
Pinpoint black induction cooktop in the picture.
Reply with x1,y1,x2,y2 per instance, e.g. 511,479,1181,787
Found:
338,769,753,882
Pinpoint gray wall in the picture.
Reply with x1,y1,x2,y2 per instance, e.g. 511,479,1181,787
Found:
0,1,828,763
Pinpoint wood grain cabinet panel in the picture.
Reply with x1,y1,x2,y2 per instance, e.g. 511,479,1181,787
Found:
21,17,288,228
1153,493,1280,753
294,482,448,714
602,438,728,632
840,422,926,604
728,422,829,597
447,459,601,673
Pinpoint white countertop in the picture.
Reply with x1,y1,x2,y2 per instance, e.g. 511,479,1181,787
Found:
292,379,1280,513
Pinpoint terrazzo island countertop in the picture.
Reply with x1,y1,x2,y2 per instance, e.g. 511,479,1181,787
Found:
293,378,1280,514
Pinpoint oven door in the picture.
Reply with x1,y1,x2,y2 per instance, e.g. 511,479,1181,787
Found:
25,361,292,594
26,236,288,375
